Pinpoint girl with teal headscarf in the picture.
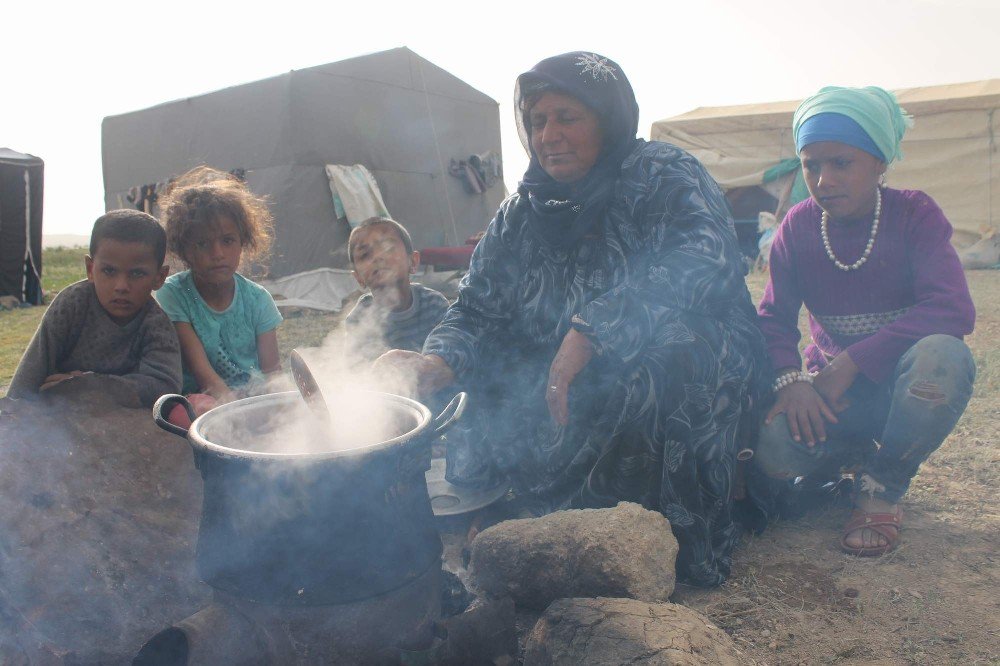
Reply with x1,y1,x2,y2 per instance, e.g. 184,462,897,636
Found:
755,85,977,557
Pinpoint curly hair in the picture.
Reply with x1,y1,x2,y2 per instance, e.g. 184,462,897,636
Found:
158,166,273,270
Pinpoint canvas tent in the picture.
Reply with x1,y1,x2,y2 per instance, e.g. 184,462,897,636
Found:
0,148,44,305
651,80,1000,246
102,47,504,279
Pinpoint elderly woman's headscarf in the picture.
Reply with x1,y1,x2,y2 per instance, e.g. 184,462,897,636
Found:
515,52,641,247
792,86,913,164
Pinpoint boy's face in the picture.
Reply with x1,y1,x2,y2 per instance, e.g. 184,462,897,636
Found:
351,225,419,292
86,239,168,325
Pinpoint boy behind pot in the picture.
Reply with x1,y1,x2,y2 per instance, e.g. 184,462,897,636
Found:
344,217,449,362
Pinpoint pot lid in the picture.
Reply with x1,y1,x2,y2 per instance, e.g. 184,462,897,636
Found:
424,458,510,516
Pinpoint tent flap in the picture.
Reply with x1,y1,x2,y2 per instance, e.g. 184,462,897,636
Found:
0,150,44,303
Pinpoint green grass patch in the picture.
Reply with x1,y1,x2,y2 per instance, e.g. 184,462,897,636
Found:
1,246,88,395
0,308,50,391
277,311,342,357
42,246,89,293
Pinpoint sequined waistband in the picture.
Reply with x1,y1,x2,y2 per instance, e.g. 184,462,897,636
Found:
812,306,912,338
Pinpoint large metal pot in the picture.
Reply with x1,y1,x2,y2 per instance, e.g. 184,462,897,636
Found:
153,390,464,606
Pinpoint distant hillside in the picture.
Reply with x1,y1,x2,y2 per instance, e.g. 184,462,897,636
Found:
43,234,89,249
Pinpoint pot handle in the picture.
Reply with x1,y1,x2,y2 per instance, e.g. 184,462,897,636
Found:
432,392,467,436
153,394,195,438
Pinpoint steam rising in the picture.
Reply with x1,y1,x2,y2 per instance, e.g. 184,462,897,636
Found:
202,308,425,456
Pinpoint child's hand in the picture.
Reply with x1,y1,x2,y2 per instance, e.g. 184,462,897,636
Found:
40,371,89,391
203,383,237,405
812,353,859,413
188,393,219,416
263,371,292,394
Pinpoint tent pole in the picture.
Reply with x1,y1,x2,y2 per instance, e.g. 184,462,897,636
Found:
989,108,995,230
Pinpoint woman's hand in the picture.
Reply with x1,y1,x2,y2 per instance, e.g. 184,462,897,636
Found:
766,380,838,447
546,329,595,426
373,351,455,398
812,352,859,413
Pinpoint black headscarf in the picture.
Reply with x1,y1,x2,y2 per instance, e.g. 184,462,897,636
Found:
515,52,641,247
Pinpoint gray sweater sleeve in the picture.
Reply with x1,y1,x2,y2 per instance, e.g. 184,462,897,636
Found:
117,305,183,406
7,283,181,406
7,284,84,398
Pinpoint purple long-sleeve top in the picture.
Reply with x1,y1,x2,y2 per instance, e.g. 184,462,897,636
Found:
758,188,975,383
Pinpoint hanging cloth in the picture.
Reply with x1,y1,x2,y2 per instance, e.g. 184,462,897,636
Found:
324,164,390,228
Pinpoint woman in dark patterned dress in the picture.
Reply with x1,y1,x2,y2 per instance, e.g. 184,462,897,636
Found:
377,52,769,586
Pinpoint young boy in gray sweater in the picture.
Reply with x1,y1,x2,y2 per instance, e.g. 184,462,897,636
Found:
344,217,450,362
7,210,182,406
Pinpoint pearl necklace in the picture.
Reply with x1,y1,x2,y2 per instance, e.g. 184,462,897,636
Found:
820,187,881,271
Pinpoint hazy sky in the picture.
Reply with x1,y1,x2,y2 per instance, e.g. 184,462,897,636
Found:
3,0,997,236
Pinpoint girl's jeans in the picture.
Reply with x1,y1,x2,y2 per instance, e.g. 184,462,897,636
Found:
754,335,976,503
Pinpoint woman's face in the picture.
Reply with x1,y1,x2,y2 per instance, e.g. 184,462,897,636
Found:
528,92,604,184
800,141,886,220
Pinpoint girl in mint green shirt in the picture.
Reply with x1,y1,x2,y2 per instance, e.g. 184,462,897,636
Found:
155,167,282,410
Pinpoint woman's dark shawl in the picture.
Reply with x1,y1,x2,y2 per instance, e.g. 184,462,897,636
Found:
515,51,642,247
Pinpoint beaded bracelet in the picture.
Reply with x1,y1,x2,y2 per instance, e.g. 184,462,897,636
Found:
772,371,814,393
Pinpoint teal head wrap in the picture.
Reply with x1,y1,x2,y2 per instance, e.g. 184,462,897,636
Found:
792,86,913,164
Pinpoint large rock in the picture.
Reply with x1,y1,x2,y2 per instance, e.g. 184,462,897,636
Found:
468,502,678,609
0,376,208,663
431,597,518,666
523,597,741,666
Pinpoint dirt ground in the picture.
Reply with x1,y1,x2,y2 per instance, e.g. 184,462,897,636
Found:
669,270,999,666
276,271,999,665
277,271,998,665
3,253,995,663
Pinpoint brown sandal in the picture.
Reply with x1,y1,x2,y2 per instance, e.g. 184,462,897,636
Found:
840,509,902,556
